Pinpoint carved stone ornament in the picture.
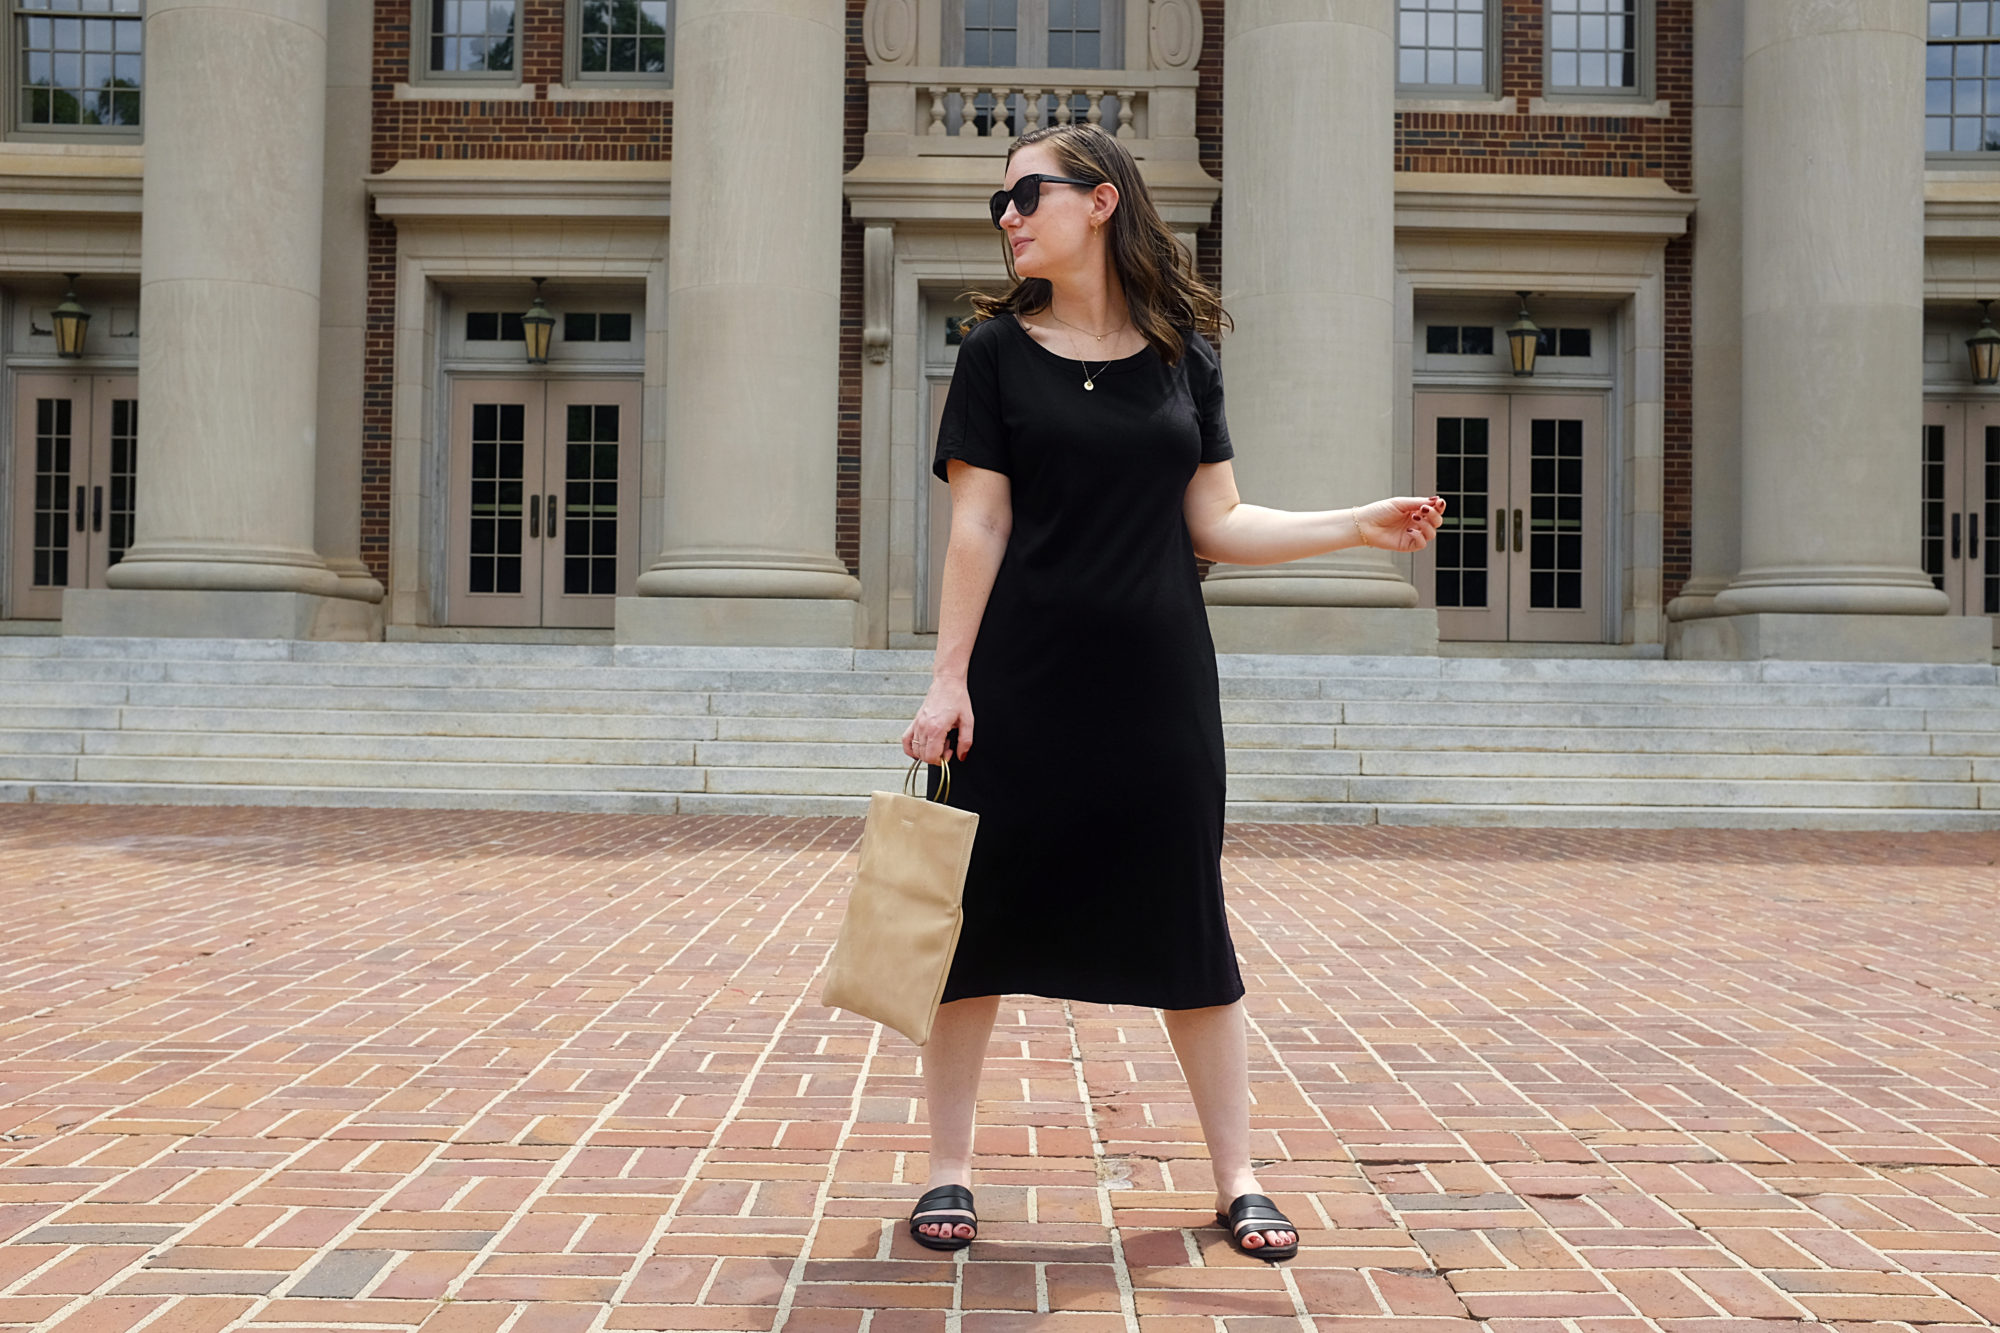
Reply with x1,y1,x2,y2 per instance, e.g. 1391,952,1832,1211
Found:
863,225,894,363
864,0,917,66
1148,0,1200,70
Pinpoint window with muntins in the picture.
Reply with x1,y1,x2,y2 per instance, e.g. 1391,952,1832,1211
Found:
946,0,1116,68
13,0,141,136
1546,0,1635,92
425,0,517,78
1930,1,2000,154
572,0,672,83
1397,0,1494,95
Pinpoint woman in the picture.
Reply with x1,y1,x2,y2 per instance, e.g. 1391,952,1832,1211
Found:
900,122,1444,1263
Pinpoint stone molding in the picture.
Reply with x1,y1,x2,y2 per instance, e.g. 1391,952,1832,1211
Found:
368,161,670,221
1394,172,1695,238
0,146,142,216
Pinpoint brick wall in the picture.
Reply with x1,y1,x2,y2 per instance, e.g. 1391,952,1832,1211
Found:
1393,0,1695,601
837,0,866,577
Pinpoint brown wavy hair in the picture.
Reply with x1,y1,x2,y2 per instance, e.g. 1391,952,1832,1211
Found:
966,122,1229,366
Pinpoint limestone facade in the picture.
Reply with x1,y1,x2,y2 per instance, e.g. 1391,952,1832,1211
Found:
0,0,1995,661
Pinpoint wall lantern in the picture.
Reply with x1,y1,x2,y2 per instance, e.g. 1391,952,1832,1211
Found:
1506,291,1541,378
522,277,556,366
1969,300,2000,386
52,275,90,359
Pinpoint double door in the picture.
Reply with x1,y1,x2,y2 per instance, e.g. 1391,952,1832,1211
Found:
447,378,640,628
1413,392,1608,642
8,373,137,620
1921,401,2000,642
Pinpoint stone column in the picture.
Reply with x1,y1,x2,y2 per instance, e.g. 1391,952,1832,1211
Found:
1202,0,1436,656
312,0,385,623
90,0,345,638
1684,0,1984,660
622,0,861,646
1665,0,1742,623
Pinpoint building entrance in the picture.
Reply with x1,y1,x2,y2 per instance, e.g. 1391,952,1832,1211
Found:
7,373,137,620
1921,400,2000,646
1412,391,1609,643
445,378,640,629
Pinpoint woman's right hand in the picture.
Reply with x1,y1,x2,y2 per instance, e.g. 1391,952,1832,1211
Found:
903,676,974,764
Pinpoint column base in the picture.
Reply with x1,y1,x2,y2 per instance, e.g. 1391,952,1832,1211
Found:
616,596,861,647
1665,575,1733,622
61,588,384,641
1205,605,1439,656
1667,612,1993,663
322,558,386,605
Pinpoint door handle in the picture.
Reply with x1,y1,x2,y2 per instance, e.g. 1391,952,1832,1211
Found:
528,493,540,540
92,486,102,533
1973,512,1982,559
546,493,558,539
1954,511,1962,561
1513,508,1524,553
74,485,85,533
1494,507,1505,553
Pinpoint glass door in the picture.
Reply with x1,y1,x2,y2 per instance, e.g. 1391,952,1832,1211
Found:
447,378,640,628
8,373,138,620
1413,391,1608,643
1921,400,2000,646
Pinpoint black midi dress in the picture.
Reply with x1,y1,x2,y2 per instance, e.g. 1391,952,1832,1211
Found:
928,312,1244,1012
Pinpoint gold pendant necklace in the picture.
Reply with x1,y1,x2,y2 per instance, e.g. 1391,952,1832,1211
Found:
1045,306,1128,392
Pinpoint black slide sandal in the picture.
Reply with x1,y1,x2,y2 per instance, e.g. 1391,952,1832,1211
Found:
1217,1192,1300,1263
908,1183,977,1251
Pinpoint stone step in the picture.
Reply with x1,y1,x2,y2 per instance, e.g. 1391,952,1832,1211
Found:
27,728,1979,783
0,704,124,729
11,653,1998,710
14,634,1998,685
1349,750,1977,782
0,658,940,696
1318,723,1945,756
0,682,130,706
0,729,84,754
21,750,1986,810
1222,800,2000,831
79,730,705,766
7,778,1993,831
0,779,867,818
106,706,723,741
1222,773,1985,809
69,755,712,794
1327,699,1933,731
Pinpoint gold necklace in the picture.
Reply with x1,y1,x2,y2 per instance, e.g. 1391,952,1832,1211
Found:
1044,306,1130,390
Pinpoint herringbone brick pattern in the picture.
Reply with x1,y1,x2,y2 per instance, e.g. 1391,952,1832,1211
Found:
0,806,1996,1332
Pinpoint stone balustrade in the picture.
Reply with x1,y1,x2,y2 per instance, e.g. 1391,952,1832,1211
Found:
863,66,1201,160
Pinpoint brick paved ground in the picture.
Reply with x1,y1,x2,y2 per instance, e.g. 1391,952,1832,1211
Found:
0,807,1997,1333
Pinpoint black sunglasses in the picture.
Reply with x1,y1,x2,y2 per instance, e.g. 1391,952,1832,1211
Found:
989,174,1101,229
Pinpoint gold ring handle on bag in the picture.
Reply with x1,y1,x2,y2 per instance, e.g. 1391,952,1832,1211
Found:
905,755,952,805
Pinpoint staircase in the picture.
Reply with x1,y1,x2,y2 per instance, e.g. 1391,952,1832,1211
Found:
1,635,1996,829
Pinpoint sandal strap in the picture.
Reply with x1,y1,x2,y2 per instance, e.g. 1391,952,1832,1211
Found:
913,1183,974,1210
910,1183,976,1223
1223,1193,1294,1236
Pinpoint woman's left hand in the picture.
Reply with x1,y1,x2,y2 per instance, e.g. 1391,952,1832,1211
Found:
1354,496,1446,552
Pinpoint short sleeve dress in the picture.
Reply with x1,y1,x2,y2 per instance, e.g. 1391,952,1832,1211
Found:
929,312,1244,1011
